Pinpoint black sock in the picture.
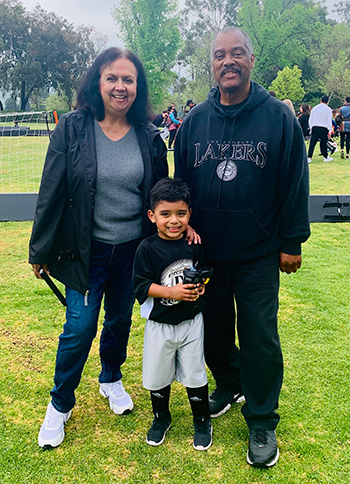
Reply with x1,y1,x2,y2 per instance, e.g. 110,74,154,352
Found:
186,384,210,419
150,385,171,418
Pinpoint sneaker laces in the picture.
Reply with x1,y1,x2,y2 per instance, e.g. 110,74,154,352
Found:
107,381,125,399
152,413,170,429
45,403,65,428
252,429,268,446
210,388,225,401
194,416,210,432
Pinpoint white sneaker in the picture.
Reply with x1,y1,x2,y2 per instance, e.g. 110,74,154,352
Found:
323,156,333,162
308,158,312,163
38,402,72,448
100,380,134,415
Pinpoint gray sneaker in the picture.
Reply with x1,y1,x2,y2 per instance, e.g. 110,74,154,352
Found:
100,380,134,415
247,429,279,468
38,402,71,448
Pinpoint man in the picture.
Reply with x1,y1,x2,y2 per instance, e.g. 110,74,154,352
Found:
171,102,178,120
153,110,168,127
185,99,196,115
308,95,333,163
339,97,350,159
174,27,310,468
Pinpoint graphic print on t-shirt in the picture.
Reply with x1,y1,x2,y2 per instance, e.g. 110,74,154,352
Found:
160,259,193,306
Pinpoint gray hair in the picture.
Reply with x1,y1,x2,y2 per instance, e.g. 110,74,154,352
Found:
211,27,253,60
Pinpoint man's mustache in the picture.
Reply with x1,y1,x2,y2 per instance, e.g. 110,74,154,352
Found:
220,68,241,77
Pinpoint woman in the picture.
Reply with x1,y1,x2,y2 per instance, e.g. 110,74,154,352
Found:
29,47,168,448
282,99,295,113
298,103,311,139
166,105,181,150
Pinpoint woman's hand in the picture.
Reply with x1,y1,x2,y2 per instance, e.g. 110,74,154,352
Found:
185,225,201,245
31,264,49,279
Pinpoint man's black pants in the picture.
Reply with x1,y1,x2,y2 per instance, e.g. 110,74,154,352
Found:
203,251,283,430
308,126,329,158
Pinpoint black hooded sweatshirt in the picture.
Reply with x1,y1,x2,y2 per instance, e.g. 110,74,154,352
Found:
174,82,310,263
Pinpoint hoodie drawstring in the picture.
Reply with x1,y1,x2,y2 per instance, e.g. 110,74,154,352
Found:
216,117,236,209
203,117,228,212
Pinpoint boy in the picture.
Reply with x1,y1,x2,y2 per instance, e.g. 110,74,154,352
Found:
133,177,212,451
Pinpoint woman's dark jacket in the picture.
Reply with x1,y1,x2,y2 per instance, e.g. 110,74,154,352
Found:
298,113,310,138
29,109,168,294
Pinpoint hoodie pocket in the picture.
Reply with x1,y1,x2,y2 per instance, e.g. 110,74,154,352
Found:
197,208,270,263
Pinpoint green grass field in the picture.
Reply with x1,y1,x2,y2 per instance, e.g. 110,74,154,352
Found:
0,134,349,193
0,135,349,483
0,221,348,483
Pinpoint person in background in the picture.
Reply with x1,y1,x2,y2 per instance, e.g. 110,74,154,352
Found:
166,105,181,150
308,95,333,163
153,110,169,128
185,99,196,115
282,99,295,113
29,47,168,449
175,26,310,468
298,103,311,139
339,96,350,159
171,102,178,119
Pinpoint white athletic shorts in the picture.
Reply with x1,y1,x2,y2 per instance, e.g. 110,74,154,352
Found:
143,312,208,390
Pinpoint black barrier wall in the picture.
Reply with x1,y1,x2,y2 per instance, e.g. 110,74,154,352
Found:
0,194,349,223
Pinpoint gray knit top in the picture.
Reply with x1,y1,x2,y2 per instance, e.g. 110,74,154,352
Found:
92,121,144,244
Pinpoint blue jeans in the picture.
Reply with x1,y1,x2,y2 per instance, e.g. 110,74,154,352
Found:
50,238,140,413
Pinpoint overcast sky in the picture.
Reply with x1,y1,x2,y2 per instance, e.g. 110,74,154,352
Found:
20,0,122,47
20,0,338,48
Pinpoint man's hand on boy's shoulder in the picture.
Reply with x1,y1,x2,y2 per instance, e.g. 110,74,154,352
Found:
185,225,201,245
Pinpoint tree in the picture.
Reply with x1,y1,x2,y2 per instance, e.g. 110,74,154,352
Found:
44,92,70,113
305,21,350,102
113,0,181,111
180,0,240,100
0,0,103,110
269,66,305,102
0,0,35,110
238,0,328,88
333,1,350,23
324,50,350,100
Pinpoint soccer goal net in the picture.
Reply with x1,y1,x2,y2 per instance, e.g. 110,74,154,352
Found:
0,111,56,193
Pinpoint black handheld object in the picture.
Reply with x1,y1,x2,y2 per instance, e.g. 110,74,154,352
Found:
39,269,67,306
183,266,213,285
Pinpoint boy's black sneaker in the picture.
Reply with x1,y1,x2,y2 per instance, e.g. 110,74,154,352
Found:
193,416,212,451
247,429,279,468
146,412,171,446
209,387,245,418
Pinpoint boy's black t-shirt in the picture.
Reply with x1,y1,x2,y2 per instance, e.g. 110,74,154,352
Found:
133,233,205,325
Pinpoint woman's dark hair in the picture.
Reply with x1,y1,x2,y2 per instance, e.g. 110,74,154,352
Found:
76,47,151,125
150,177,191,211
301,103,310,115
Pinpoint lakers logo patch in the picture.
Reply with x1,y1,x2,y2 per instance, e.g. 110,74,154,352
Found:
216,161,238,181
